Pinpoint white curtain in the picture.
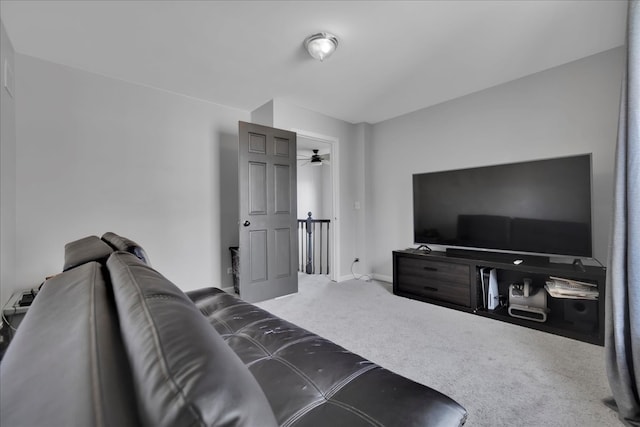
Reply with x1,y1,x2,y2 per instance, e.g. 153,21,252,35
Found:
605,1,640,426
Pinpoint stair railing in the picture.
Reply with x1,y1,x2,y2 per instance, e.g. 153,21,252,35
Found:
297,212,330,275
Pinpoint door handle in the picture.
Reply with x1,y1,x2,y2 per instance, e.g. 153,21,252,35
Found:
243,220,251,227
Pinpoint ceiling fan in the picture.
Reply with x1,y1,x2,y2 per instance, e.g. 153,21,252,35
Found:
297,149,330,166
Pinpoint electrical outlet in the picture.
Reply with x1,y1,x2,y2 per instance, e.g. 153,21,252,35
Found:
227,267,233,274
354,258,359,263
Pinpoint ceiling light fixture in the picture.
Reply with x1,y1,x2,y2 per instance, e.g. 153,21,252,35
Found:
304,32,339,61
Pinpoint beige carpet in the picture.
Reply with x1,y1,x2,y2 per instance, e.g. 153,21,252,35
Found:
255,273,621,427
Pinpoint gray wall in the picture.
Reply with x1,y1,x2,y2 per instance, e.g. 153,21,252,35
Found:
1,20,17,307
251,100,274,127
369,47,624,280
297,161,331,220
13,54,248,293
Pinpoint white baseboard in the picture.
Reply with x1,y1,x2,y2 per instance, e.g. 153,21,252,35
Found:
372,273,392,283
337,272,387,283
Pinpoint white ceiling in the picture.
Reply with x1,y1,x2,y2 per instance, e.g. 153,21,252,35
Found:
0,1,627,124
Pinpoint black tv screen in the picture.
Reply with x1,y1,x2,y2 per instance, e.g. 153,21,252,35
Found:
413,154,593,258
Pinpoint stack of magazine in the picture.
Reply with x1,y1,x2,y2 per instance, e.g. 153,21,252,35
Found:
544,276,598,300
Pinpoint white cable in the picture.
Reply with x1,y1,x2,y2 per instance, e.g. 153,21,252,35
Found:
351,260,372,282
1,288,36,332
1,306,17,331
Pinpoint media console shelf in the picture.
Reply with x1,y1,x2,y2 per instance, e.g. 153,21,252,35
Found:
392,250,606,345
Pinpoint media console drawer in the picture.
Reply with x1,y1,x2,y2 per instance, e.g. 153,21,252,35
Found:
395,256,470,307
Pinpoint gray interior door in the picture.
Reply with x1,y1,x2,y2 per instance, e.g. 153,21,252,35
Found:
238,121,298,302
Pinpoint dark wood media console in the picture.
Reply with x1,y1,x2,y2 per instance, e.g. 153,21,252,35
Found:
393,250,606,345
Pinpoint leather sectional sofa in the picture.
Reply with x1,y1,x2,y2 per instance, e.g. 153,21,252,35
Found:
0,233,467,426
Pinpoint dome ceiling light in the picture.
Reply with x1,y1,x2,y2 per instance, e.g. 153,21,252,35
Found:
304,32,339,61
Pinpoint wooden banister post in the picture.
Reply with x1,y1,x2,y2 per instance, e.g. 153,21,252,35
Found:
305,212,313,274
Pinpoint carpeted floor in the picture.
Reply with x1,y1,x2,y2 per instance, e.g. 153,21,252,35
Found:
255,273,621,427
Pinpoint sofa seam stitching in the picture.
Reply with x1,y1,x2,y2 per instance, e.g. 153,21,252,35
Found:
286,399,384,427
272,335,326,355
89,262,104,427
229,333,273,367
238,333,380,427
322,399,385,427
324,364,379,399
270,355,324,395
208,314,233,334
281,399,326,427
281,366,381,427
225,333,318,380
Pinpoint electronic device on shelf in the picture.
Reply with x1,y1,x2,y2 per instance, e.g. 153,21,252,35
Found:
507,279,548,323
412,154,593,262
2,289,39,334
479,267,500,310
407,244,431,254
4,289,38,315
17,290,37,307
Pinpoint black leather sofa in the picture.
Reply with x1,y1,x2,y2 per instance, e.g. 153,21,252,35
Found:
0,233,467,427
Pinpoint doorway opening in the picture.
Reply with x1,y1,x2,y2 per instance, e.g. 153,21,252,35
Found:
294,129,339,282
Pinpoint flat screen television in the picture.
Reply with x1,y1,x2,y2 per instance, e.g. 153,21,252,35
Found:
412,154,592,259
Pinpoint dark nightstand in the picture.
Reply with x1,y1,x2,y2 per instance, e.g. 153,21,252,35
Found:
1,289,38,359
